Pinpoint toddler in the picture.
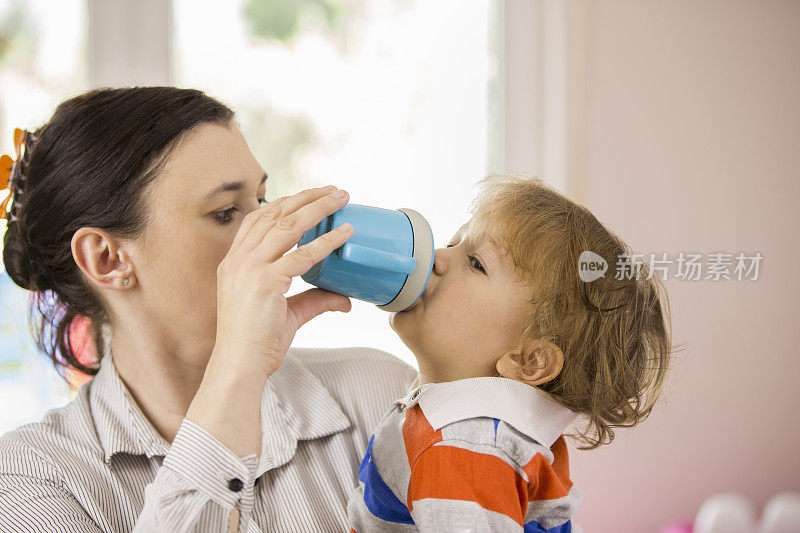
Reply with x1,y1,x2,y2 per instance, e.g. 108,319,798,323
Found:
346,175,673,532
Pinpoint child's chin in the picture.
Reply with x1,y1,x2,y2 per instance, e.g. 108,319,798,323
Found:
388,308,410,329
388,313,417,346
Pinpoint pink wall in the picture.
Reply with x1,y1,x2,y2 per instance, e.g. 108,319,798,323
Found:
567,1,800,531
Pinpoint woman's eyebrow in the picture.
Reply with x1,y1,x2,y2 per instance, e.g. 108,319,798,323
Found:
202,172,268,202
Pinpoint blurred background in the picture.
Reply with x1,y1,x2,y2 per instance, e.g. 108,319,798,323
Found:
0,1,798,531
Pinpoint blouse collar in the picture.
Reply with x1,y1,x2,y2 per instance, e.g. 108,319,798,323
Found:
89,340,352,473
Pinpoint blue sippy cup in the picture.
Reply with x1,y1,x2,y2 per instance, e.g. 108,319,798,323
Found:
297,204,434,312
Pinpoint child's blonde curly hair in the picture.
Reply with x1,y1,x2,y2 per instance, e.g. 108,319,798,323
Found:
468,174,674,450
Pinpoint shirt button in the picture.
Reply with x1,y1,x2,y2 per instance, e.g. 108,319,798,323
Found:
228,478,244,492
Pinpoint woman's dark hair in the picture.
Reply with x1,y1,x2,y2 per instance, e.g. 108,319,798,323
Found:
2,86,235,381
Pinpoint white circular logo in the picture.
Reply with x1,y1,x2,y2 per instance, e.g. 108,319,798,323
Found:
578,251,608,282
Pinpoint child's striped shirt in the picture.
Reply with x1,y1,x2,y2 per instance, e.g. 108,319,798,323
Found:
347,375,584,532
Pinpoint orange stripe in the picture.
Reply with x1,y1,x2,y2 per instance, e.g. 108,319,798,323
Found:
402,405,443,469
549,435,574,491
523,438,573,501
408,445,528,525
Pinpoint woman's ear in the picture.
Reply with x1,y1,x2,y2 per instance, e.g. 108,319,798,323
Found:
71,227,137,290
495,338,564,386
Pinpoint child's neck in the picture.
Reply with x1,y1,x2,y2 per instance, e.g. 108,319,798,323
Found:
414,364,503,387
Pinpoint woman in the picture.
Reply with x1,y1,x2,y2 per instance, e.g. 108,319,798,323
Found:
0,87,417,532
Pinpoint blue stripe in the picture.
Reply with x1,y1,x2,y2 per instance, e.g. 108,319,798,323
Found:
493,418,499,444
358,434,415,524
524,519,572,532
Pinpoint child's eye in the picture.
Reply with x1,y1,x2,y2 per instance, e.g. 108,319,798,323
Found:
445,243,485,274
469,255,486,274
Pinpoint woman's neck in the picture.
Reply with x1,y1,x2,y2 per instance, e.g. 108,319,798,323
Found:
107,327,214,444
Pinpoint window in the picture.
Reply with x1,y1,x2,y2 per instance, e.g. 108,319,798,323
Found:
174,0,496,367
0,0,500,432
0,0,88,434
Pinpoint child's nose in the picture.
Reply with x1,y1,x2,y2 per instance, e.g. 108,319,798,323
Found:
432,247,449,276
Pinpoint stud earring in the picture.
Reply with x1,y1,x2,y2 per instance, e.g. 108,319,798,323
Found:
122,278,129,286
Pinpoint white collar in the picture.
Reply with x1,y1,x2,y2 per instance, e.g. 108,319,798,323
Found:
397,375,577,450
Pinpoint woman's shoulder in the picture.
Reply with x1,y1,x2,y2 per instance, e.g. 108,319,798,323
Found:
285,345,418,436
287,345,418,384
0,386,100,478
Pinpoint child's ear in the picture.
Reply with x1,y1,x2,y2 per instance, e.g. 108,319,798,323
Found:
495,338,564,386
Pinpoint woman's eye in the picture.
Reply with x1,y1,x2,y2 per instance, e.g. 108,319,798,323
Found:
214,199,268,225
213,207,237,224
469,255,486,274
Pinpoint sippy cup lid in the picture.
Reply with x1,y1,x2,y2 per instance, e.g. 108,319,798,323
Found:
376,208,434,312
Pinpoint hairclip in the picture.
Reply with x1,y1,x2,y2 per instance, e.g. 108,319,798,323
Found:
1,128,29,222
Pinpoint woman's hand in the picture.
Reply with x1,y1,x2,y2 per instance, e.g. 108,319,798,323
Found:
212,185,354,382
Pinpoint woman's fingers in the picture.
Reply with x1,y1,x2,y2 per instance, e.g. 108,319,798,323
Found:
273,218,354,278
255,189,350,262
230,196,287,252
286,288,352,330
210,184,351,391
235,185,337,253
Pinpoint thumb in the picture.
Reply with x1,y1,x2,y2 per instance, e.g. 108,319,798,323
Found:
287,288,352,328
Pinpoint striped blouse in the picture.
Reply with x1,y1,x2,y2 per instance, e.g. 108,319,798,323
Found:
0,343,418,532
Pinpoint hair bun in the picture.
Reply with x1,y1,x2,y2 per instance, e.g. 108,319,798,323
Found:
2,219,36,291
